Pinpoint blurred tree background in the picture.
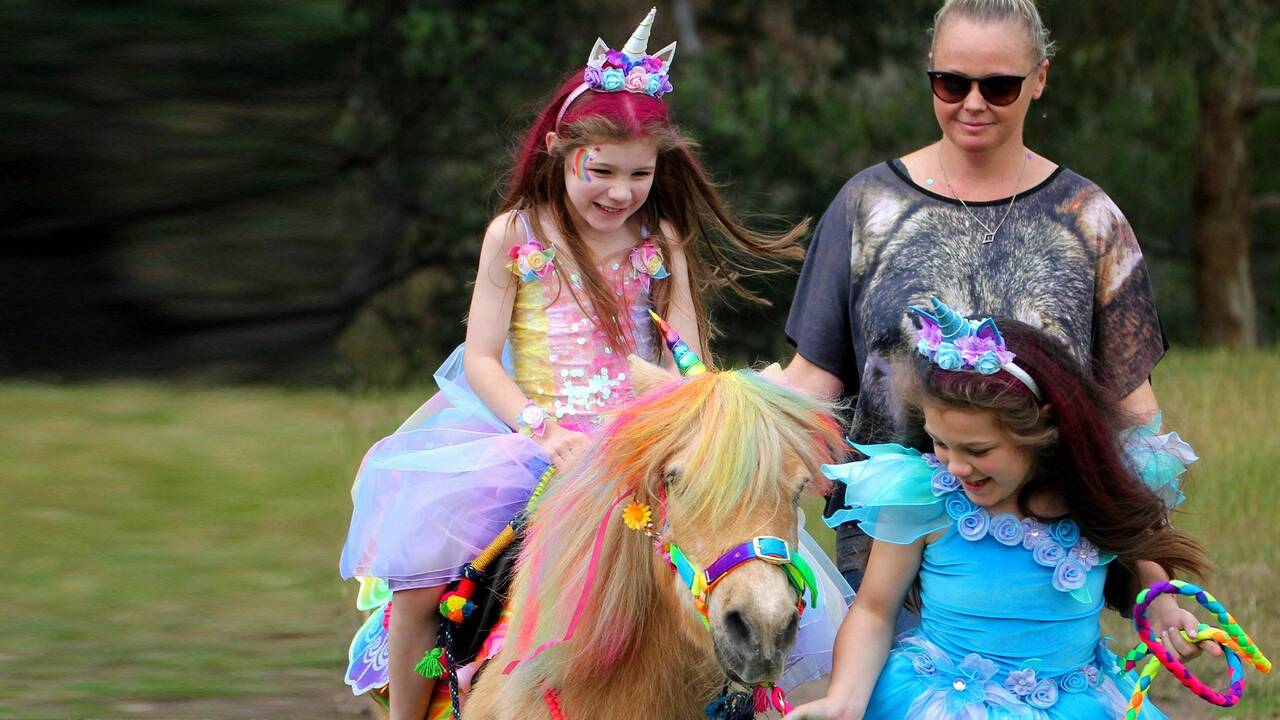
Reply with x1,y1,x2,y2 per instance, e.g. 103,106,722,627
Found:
3,0,1277,386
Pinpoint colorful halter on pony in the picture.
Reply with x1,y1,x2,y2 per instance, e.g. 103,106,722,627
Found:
909,296,1043,400
555,7,677,129
1122,580,1270,716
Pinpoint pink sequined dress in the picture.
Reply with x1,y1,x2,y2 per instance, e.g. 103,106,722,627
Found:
340,211,663,591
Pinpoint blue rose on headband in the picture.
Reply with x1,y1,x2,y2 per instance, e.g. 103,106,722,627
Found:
646,73,665,96
974,350,1002,375
601,68,625,91
934,342,963,370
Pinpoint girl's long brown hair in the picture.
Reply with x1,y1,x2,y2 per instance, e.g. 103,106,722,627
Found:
896,319,1211,612
499,73,808,359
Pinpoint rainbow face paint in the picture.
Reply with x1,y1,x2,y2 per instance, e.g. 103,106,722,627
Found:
572,146,596,183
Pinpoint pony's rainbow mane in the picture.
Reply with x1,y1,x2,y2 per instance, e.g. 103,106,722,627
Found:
502,369,845,689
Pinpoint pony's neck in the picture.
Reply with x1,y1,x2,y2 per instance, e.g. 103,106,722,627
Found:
557,554,724,717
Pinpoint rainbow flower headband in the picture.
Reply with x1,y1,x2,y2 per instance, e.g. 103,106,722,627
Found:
909,296,1042,400
556,8,677,129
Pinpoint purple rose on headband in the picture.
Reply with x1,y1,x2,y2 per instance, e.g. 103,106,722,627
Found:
583,66,604,88
1004,668,1037,697
931,468,960,496
652,74,673,98
642,55,664,72
1027,678,1059,709
918,321,942,347
1033,539,1066,567
601,68,625,91
1050,519,1081,548
1052,558,1088,592
934,342,963,370
604,49,627,69
989,513,1024,546
955,334,996,363
974,351,1002,375
624,67,648,93
956,509,990,541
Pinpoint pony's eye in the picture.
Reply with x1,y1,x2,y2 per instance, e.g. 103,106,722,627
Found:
663,468,681,488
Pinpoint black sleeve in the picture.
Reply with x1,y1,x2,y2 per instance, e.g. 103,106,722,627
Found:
785,181,858,394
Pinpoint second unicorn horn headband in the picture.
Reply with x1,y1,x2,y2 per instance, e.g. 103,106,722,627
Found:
909,296,1043,400
555,7,677,130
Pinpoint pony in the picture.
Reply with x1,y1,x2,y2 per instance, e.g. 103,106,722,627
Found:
462,356,847,719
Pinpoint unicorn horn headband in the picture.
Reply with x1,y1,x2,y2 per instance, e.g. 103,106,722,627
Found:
909,296,1042,400
648,309,706,376
555,8,677,129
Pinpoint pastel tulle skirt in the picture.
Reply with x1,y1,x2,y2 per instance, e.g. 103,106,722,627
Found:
340,345,551,589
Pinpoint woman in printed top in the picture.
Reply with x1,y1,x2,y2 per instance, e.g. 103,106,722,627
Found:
340,10,818,720
779,0,1177,595
788,297,1213,720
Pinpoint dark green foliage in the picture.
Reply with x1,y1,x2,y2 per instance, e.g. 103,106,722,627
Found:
2,1,1277,382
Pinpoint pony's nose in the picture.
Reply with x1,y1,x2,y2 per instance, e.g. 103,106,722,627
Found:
718,607,799,682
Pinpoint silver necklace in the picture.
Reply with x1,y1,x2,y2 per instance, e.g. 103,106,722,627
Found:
936,145,1028,244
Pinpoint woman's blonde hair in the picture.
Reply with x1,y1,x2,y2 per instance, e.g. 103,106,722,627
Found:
931,0,1058,62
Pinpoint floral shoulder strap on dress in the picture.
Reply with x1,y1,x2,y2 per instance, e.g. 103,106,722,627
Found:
508,210,556,282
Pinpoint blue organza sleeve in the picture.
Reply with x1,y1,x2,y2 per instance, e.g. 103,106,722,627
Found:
1120,412,1195,510
822,443,951,544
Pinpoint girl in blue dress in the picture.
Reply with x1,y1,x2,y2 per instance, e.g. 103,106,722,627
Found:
788,298,1214,719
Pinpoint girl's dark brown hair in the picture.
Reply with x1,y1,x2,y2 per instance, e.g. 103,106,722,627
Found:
895,318,1211,611
500,73,808,359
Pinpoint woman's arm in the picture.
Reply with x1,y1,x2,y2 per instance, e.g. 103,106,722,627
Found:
1118,379,1160,424
789,538,923,719
779,353,844,401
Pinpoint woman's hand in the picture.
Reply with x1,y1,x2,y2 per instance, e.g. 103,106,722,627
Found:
535,424,591,470
1146,594,1223,662
785,697,857,720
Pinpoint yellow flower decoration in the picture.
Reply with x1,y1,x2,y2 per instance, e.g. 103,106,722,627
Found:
621,501,652,531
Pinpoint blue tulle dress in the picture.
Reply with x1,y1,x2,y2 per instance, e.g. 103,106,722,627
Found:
822,441,1189,719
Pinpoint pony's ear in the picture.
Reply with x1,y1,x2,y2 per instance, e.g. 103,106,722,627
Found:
628,354,677,396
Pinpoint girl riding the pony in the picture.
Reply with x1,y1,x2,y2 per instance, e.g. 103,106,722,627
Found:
340,10,828,719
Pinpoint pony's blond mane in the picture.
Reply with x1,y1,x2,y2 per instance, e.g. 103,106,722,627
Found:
501,370,845,692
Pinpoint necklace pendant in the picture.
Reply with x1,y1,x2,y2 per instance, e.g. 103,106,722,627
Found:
982,231,996,244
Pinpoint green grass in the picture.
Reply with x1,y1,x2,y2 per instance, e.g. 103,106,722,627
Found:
1,350,1276,717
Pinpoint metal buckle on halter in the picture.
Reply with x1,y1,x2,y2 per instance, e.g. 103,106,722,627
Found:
752,536,792,565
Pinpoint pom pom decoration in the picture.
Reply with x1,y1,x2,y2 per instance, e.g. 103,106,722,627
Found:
414,646,447,679
438,591,474,625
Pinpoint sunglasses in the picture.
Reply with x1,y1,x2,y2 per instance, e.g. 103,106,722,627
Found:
927,69,1034,106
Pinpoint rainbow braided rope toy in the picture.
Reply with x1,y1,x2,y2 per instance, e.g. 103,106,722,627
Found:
1122,580,1270,718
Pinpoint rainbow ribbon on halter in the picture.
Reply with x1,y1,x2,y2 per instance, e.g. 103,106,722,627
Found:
1122,580,1270,718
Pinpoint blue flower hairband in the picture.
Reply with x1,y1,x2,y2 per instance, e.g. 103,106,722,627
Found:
909,296,1043,400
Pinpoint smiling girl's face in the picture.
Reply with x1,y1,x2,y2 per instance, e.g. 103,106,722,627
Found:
923,402,1034,515
562,138,657,236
